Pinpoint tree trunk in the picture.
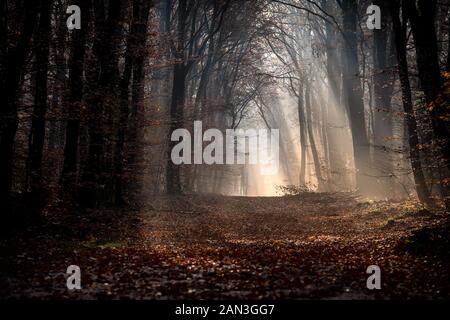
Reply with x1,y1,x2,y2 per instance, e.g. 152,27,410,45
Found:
297,83,307,186
0,2,39,211
323,0,346,190
406,0,450,170
27,0,52,214
48,0,68,150
389,0,432,205
167,64,187,194
341,0,371,195
447,25,450,72
79,0,123,207
305,83,323,191
372,0,395,199
166,0,188,195
114,0,151,205
61,0,91,199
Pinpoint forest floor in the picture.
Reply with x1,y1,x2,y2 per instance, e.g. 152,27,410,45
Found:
1,193,449,299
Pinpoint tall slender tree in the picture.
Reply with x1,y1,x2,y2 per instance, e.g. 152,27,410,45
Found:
61,0,91,201
27,0,52,214
0,1,39,212
389,0,432,205
79,0,124,207
340,0,372,195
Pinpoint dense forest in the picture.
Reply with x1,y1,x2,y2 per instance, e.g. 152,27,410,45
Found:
1,0,450,300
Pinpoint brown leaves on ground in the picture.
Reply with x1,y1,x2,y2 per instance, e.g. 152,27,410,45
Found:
1,194,449,299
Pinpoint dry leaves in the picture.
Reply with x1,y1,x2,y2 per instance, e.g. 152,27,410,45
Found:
1,194,449,299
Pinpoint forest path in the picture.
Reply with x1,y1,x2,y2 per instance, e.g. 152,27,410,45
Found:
1,194,449,299
133,194,448,299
